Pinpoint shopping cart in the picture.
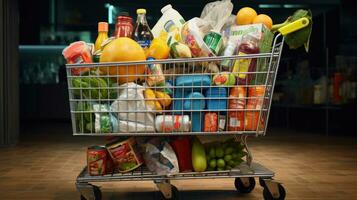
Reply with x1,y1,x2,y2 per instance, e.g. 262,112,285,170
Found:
66,22,305,198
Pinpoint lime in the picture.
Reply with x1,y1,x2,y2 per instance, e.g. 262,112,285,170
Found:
209,147,216,158
224,147,234,155
224,155,232,162
215,147,224,158
217,158,226,168
217,167,225,171
228,160,236,167
209,159,217,168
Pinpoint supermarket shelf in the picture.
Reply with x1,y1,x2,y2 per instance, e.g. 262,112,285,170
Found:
77,162,274,183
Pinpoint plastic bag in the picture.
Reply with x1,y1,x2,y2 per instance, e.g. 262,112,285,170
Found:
111,83,155,132
181,17,214,57
200,0,233,32
93,104,118,133
143,138,179,175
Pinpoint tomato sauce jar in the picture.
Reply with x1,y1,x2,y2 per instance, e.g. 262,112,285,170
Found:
114,12,134,38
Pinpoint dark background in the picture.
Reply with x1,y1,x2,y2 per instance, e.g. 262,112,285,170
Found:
18,0,357,135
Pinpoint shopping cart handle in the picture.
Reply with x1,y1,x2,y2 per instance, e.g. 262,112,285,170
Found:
278,17,310,36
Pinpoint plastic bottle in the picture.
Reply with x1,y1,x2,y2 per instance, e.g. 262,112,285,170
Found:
228,87,246,131
133,9,153,49
94,22,108,52
113,12,134,38
151,4,185,44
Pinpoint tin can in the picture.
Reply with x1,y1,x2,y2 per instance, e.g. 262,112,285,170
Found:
87,146,110,176
203,31,223,55
155,115,191,132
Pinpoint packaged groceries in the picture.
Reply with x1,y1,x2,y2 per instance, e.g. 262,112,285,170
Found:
205,87,227,110
93,104,118,133
170,136,193,172
228,87,246,131
87,146,114,176
114,12,134,38
218,115,226,131
133,9,154,49
106,137,143,172
170,42,192,58
212,72,236,86
146,57,165,86
232,35,260,85
111,83,155,132
99,37,146,84
62,41,92,75
175,75,211,88
143,138,179,175
204,112,218,132
155,115,191,132
181,18,214,57
204,31,223,55
245,86,266,131
95,22,109,52
151,4,185,45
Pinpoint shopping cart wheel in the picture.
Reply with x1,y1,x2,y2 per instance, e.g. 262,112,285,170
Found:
157,185,179,200
80,185,102,200
263,183,285,200
234,177,256,193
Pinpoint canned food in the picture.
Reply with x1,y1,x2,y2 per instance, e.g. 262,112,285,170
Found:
106,137,143,173
87,146,111,176
155,115,191,132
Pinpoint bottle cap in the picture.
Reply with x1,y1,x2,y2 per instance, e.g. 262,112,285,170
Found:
98,22,108,32
161,4,172,14
137,9,146,14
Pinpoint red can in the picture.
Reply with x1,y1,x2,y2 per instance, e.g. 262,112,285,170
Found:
114,12,134,38
87,146,112,176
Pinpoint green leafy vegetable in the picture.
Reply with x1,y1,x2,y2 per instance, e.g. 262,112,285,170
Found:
272,9,313,52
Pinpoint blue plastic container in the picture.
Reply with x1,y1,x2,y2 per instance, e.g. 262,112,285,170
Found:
205,87,227,111
175,75,211,90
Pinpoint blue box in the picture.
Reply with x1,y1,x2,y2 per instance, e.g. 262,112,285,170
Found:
205,87,227,111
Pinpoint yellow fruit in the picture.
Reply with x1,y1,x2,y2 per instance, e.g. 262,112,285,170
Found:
147,38,170,59
154,91,172,107
236,7,258,25
253,14,273,30
144,89,162,111
99,37,146,84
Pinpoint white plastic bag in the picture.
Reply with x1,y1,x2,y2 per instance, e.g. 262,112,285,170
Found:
111,83,155,132
143,138,179,175
200,0,234,32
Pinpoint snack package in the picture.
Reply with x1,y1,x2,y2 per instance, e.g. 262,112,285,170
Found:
106,137,144,172
227,24,274,84
111,83,155,132
181,18,214,57
62,41,92,75
143,138,179,175
93,104,118,133
146,57,165,86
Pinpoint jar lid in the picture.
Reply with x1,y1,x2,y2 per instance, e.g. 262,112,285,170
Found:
137,8,146,14
98,22,108,32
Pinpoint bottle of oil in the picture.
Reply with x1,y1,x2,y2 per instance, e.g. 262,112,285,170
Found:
133,9,153,49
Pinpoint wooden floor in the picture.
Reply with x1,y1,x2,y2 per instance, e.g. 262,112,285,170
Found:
1,123,357,200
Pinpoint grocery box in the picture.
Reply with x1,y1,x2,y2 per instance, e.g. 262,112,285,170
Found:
229,24,274,84
205,87,227,111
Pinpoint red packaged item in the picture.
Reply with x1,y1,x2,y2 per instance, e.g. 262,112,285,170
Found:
170,137,193,172
62,41,92,75
114,12,134,38
228,87,246,131
106,137,143,173
204,112,218,132
87,146,111,176
245,86,266,131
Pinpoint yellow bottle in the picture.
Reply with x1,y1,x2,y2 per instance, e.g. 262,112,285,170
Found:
94,22,109,52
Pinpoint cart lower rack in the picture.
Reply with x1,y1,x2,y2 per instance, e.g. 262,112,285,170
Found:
66,33,287,200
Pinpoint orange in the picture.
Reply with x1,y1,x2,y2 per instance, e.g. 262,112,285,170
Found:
253,14,273,30
99,37,146,84
146,38,170,59
236,7,257,25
